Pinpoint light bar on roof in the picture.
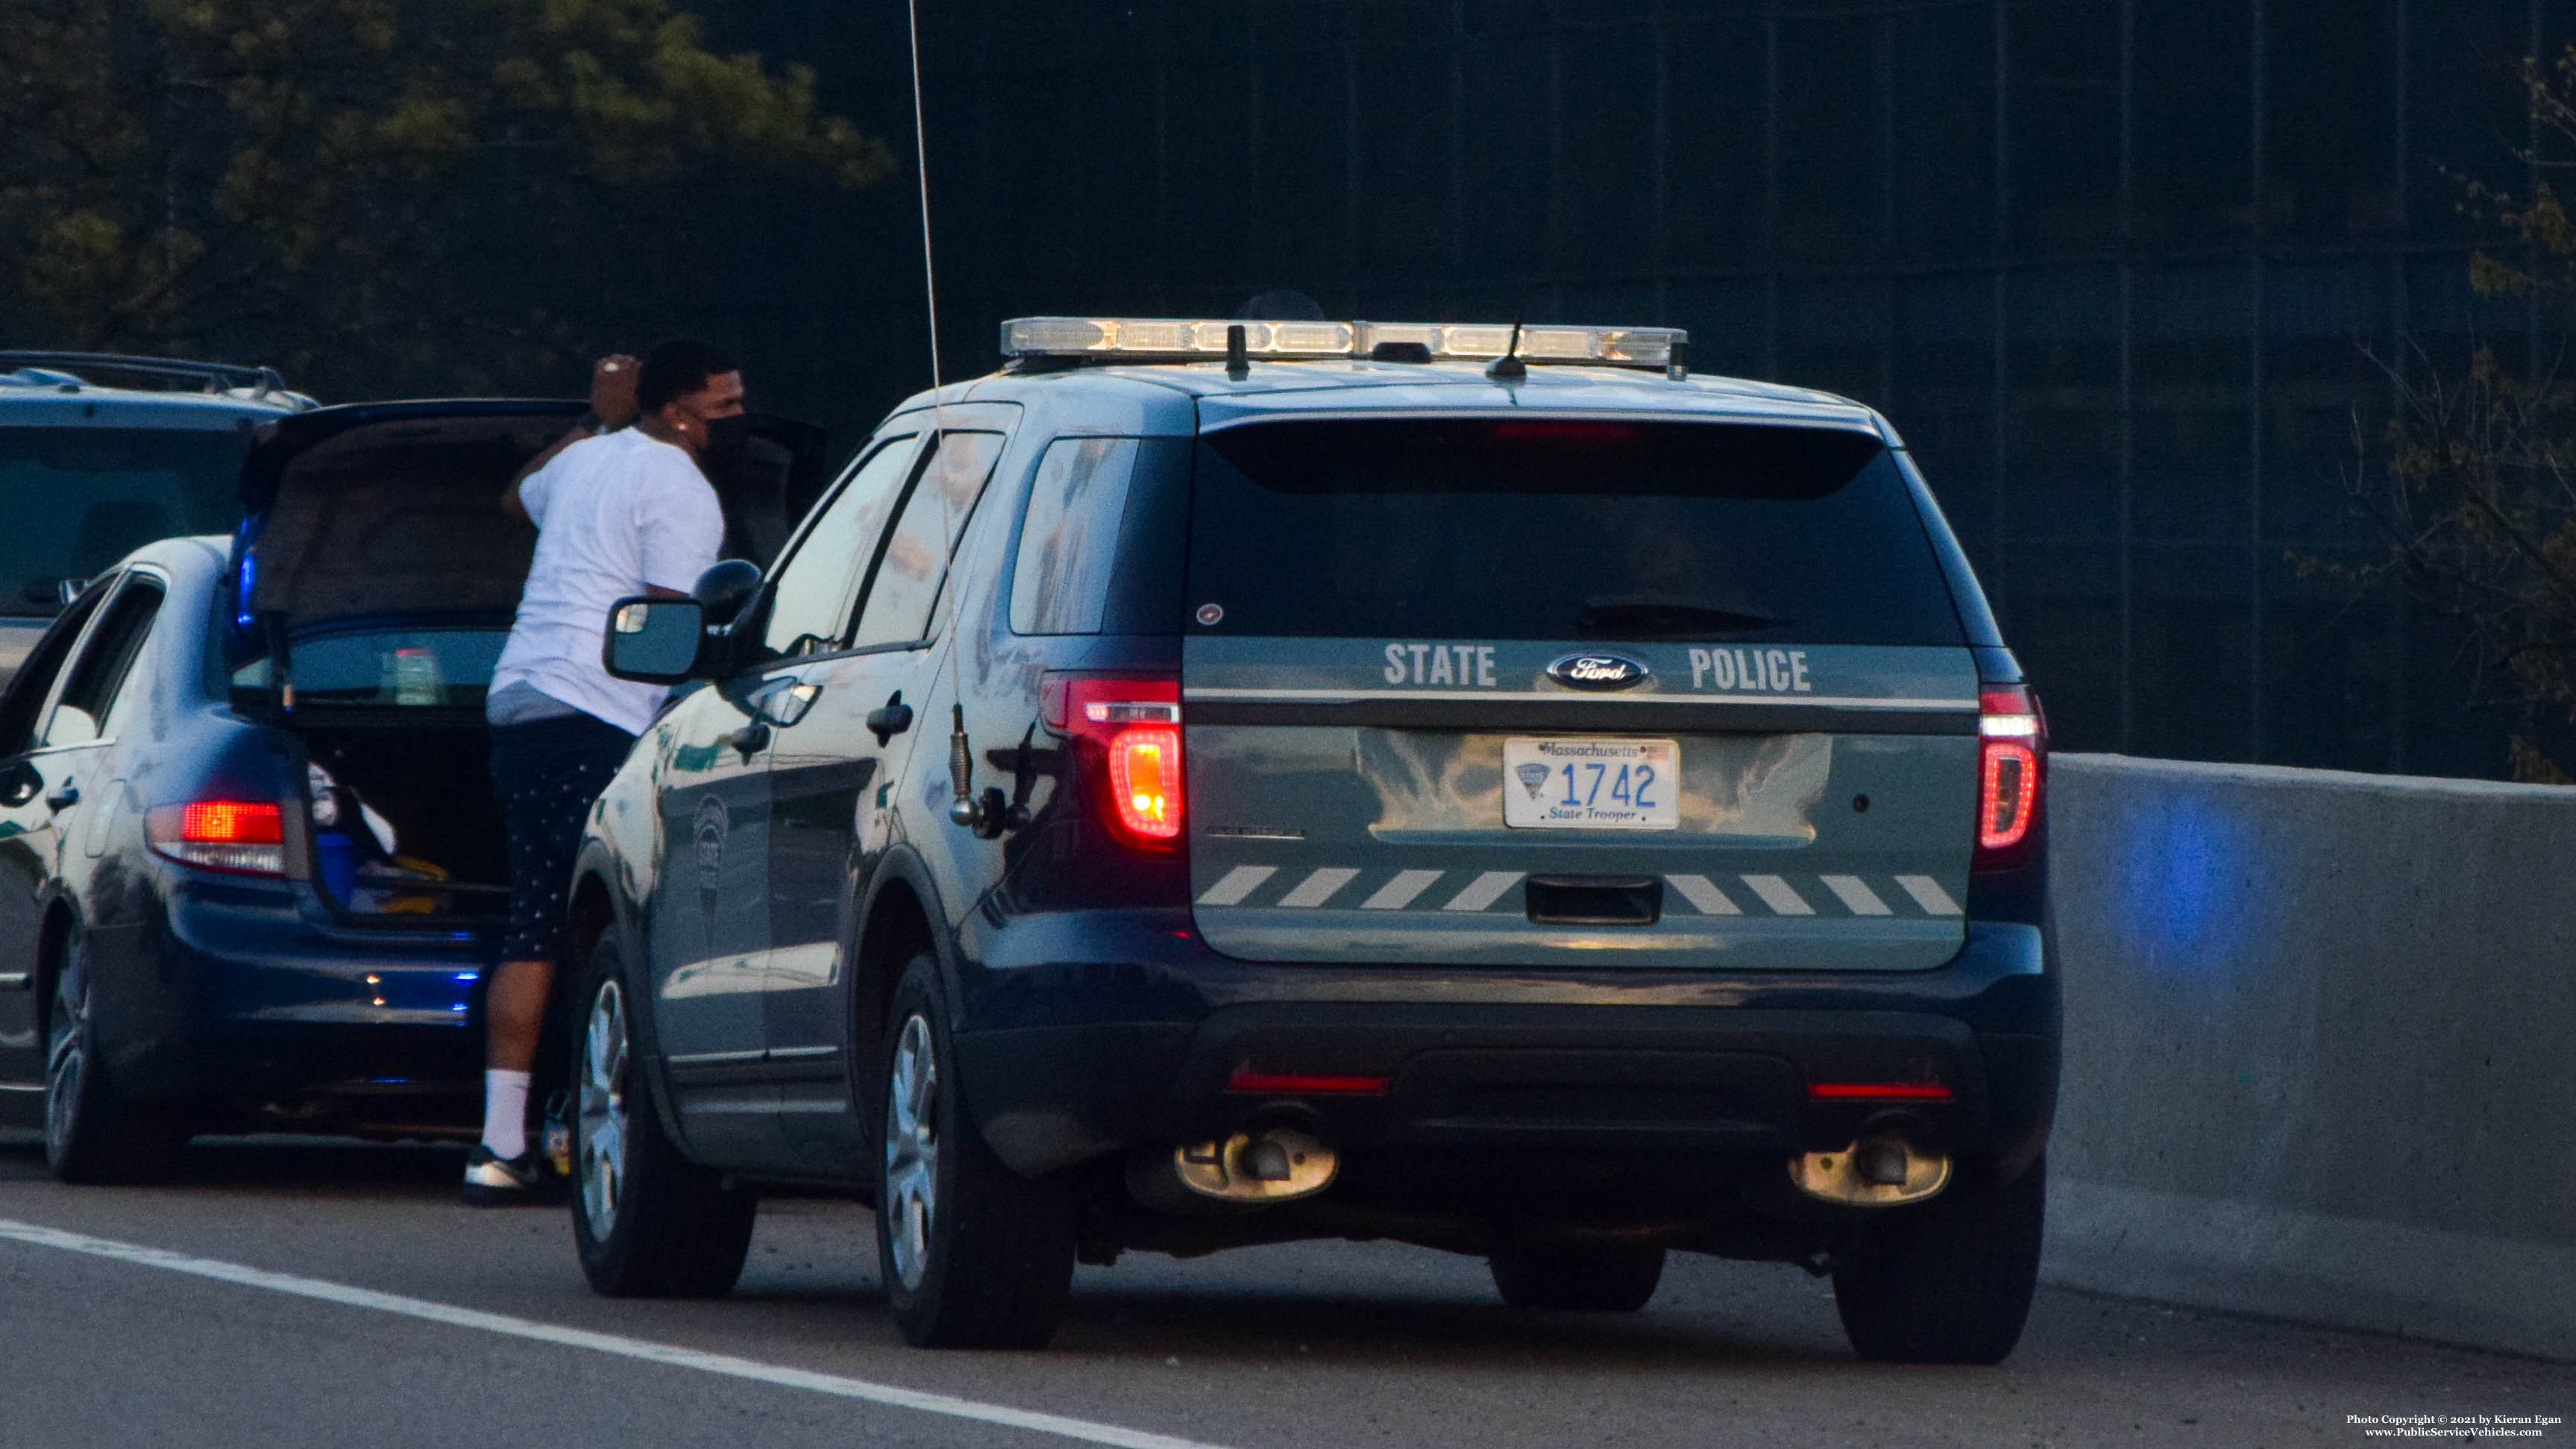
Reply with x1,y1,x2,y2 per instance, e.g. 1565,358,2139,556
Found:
997,317,1685,369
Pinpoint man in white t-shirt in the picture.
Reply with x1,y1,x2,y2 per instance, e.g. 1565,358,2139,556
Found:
465,339,738,1204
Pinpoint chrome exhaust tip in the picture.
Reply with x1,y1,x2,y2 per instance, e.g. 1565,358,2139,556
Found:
1789,1134,1951,1207
1128,1125,1338,1211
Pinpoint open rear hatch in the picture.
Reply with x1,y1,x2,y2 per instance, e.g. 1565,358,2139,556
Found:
1181,415,1982,972
228,403,828,920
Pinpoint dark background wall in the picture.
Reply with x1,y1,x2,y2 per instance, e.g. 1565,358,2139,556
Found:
671,0,2569,778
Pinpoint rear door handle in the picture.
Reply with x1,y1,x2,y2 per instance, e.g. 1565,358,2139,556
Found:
724,722,770,758
866,692,914,746
43,784,78,812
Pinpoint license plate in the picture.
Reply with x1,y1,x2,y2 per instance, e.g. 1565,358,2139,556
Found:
1502,738,1680,830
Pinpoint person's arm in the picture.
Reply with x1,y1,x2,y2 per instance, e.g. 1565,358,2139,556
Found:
503,353,639,518
638,465,729,603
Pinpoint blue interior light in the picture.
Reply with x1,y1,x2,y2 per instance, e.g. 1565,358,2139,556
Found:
232,524,259,630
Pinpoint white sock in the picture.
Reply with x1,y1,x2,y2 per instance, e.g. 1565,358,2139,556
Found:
481,1069,532,1159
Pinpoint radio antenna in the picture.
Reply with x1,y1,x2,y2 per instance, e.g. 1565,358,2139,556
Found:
903,0,959,535
905,0,943,395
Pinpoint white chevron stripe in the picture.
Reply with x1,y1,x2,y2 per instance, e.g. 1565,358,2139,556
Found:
1196,865,1277,906
1276,867,1361,908
1441,870,1524,912
1739,874,1814,916
1360,869,1445,910
1894,874,1963,916
1664,874,1741,915
1202,864,1956,922
1820,875,1892,915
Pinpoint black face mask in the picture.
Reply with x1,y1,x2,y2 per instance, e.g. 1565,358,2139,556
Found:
700,414,753,471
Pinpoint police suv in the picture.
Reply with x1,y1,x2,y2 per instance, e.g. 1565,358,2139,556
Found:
577,318,2055,1363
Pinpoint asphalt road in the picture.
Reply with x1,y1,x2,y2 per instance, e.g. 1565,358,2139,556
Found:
0,1134,2560,1449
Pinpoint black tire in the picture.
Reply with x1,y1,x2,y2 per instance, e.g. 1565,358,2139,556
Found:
1489,1241,1666,1312
45,923,187,1185
570,934,756,1298
876,952,1075,1349
1832,1155,2046,1365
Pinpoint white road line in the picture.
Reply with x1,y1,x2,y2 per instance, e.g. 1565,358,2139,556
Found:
0,1218,1230,1449
1360,869,1445,910
1663,874,1741,915
1738,875,1815,916
1893,874,1963,916
1275,867,1361,908
1195,864,1276,906
1441,870,1524,912
1818,876,1892,916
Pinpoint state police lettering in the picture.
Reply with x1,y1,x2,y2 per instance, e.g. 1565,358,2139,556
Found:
1687,647,1812,694
1383,642,1498,687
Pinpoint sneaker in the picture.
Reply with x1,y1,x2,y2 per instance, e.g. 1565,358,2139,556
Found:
461,1144,552,1207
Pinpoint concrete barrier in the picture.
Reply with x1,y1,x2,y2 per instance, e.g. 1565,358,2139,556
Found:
2044,754,2576,1361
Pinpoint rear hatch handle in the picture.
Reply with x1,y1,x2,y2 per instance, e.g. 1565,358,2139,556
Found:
1524,875,1663,927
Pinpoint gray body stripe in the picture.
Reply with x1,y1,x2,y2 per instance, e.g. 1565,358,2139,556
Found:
1739,874,1815,915
1196,865,1278,906
1664,874,1741,915
1361,870,1445,909
1894,874,1963,916
1441,870,1524,911
1186,688,1974,711
1193,867,1962,919
1276,867,1361,908
1819,875,1892,915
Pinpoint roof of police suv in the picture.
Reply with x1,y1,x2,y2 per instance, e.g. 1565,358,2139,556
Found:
893,359,1904,446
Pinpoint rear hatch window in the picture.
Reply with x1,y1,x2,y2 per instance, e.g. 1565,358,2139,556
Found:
1186,418,1962,644
1181,415,1980,972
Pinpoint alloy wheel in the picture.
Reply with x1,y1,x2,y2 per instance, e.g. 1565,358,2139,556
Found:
579,978,631,1240
883,1013,940,1291
43,951,84,1160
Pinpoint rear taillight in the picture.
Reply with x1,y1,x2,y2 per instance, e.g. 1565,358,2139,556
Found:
147,799,286,876
1045,674,1183,850
1973,685,2044,869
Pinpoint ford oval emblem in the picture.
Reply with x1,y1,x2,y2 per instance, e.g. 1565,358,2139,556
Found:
1547,653,1650,691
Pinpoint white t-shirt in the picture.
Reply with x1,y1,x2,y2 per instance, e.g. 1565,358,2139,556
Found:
489,429,723,735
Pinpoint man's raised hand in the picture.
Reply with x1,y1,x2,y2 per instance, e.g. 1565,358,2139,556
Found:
591,353,641,429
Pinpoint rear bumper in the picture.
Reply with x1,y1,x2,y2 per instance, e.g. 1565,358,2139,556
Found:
85,873,491,1120
952,917,2057,1182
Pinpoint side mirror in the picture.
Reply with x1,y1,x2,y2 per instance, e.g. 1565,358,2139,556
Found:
691,558,764,628
20,577,87,614
43,704,98,749
0,758,38,809
603,597,709,682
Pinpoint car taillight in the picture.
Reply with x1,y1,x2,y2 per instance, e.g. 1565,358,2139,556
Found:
1045,674,1183,850
1973,685,2043,869
147,799,286,876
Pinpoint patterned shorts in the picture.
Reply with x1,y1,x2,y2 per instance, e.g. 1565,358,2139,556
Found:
490,711,637,964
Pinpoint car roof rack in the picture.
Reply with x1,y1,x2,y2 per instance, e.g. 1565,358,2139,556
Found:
0,350,296,400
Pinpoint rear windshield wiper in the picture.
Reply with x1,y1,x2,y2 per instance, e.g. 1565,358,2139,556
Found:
1576,598,1780,639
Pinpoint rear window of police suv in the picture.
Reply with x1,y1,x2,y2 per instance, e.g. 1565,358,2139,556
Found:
1184,418,1965,644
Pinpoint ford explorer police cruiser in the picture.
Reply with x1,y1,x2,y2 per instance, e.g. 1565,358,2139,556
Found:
568,316,2055,1364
